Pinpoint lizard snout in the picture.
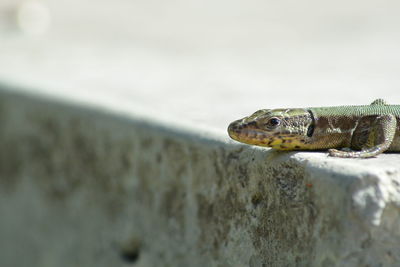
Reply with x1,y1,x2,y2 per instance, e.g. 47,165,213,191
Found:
227,120,241,136
228,119,259,140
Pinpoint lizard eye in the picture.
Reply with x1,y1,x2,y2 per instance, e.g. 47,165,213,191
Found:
267,117,280,127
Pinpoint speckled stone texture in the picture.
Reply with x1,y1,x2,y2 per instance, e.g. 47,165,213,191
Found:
0,89,399,267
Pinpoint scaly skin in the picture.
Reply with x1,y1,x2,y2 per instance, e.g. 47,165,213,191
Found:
227,99,400,158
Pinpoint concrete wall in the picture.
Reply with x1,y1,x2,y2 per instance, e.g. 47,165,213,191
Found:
1,87,399,267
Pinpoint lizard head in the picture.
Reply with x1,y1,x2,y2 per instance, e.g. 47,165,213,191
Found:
228,108,314,150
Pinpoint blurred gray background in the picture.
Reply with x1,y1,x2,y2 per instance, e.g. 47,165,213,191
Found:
1,0,400,129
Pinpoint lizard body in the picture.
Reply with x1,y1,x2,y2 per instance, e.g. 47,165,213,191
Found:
227,99,400,158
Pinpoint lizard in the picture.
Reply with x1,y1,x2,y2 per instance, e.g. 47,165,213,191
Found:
227,99,400,158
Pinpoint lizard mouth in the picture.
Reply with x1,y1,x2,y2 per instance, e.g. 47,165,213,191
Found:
228,129,271,145
228,124,304,149
228,121,272,145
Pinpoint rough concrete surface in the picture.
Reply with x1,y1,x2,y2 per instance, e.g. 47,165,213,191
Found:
0,87,399,267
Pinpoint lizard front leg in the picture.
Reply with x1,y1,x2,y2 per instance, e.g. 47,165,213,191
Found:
328,114,396,158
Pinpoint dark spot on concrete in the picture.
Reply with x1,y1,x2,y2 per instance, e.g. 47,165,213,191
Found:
156,153,162,163
140,137,153,149
120,239,141,263
251,192,263,207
